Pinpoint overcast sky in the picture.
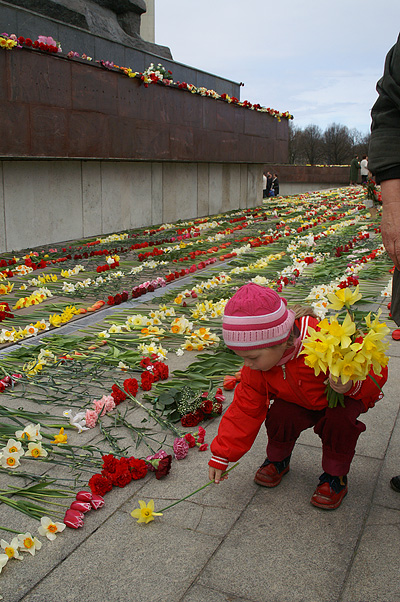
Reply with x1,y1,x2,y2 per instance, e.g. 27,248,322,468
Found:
155,1,400,134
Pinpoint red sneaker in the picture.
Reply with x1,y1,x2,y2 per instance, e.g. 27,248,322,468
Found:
311,473,348,510
254,458,290,488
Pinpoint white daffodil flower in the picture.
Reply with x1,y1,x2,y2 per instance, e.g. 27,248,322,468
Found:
15,423,42,442
63,409,89,432
25,442,48,458
38,517,66,541
0,553,9,573
17,533,42,556
0,452,21,469
1,538,23,560
1,439,23,457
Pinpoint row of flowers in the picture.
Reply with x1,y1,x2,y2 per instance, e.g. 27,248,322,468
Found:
0,33,293,121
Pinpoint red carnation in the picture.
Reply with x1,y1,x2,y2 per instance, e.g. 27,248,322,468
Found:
108,465,132,488
141,371,154,391
123,378,139,397
184,433,196,448
154,362,169,380
101,454,119,474
88,473,113,496
140,357,152,369
181,409,204,427
155,455,172,479
128,457,148,480
201,399,213,414
111,384,127,405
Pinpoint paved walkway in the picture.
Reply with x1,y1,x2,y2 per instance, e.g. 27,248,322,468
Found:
0,281,399,602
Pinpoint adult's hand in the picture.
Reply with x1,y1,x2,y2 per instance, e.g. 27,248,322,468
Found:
381,179,400,269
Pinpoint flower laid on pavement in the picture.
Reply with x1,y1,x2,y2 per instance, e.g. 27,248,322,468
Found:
17,533,42,556
130,499,163,524
50,427,68,445
25,442,48,458
1,537,23,560
38,517,66,540
15,423,42,441
131,463,239,526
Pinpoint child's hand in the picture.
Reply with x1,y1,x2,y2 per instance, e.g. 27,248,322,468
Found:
328,374,353,394
209,466,229,484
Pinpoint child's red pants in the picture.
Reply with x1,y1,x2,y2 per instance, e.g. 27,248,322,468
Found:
265,397,366,476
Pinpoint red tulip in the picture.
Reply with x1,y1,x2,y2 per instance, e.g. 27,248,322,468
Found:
223,375,237,390
90,494,105,510
70,501,92,513
76,490,92,502
64,509,84,529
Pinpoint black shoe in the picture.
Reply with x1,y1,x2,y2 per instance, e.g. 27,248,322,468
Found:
259,454,291,473
390,475,400,492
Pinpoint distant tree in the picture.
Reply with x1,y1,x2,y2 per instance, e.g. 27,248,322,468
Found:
300,124,323,165
350,128,371,158
322,123,353,164
288,122,302,164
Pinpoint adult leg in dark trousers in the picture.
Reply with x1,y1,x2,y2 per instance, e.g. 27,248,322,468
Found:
389,268,400,492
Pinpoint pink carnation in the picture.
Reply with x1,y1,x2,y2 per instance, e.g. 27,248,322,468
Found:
145,450,168,471
85,409,98,428
173,437,189,460
93,395,115,416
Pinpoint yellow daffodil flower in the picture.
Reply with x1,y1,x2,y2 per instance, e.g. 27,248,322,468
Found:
50,428,68,445
327,285,362,310
131,499,163,524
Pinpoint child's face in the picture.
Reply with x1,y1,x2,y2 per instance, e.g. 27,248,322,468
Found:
235,342,287,372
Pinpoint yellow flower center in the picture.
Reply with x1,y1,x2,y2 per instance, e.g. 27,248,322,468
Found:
142,509,151,517
48,524,58,533
9,446,18,453
7,457,16,466
5,547,14,558
23,537,34,549
21,432,31,440
31,448,40,457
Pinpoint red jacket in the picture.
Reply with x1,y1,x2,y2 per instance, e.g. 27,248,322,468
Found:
209,316,388,472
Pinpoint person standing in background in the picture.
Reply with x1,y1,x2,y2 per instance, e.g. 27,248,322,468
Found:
368,33,400,494
266,172,273,196
263,172,268,198
360,155,369,184
272,173,280,196
349,155,360,185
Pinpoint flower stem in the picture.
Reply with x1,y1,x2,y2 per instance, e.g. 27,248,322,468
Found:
0,526,21,534
159,462,239,513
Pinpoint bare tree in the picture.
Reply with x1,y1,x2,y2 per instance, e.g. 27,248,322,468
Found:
288,122,303,164
350,128,371,158
300,124,323,165
322,123,353,164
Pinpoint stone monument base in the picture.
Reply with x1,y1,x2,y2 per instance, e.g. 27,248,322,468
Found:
0,160,263,252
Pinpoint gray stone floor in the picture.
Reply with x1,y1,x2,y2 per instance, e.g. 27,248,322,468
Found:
0,285,399,602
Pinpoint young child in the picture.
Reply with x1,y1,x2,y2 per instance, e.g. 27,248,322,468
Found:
208,283,388,510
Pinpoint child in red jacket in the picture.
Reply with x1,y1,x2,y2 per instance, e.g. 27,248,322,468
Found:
208,283,388,510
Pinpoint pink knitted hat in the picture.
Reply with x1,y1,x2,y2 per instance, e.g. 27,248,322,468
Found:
222,283,295,351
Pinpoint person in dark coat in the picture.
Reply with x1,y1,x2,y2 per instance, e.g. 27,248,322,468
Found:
266,172,273,196
349,156,360,185
271,173,279,196
368,33,400,494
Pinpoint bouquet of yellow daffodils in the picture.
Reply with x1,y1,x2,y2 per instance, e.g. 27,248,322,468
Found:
301,286,390,407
